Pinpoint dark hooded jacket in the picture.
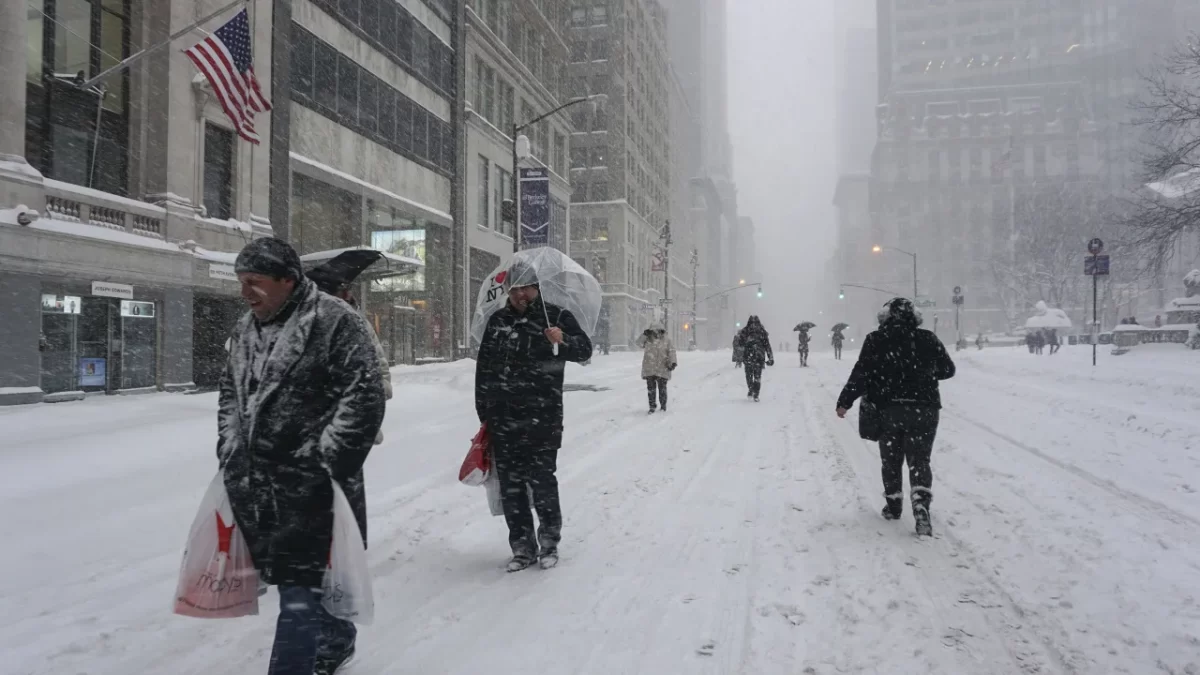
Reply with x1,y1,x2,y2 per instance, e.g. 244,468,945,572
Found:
217,278,385,588
837,314,955,411
737,318,774,367
475,296,593,448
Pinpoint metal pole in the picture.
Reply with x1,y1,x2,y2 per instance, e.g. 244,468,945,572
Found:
512,124,520,253
87,86,107,189
1093,272,1098,366
662,221,670,332
691,248,698,350
81,0,247,90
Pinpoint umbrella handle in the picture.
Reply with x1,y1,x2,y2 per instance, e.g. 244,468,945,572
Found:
553,343,559,356
541,300,559,356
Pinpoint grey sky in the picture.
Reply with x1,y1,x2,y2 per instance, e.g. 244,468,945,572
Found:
728,0,840,336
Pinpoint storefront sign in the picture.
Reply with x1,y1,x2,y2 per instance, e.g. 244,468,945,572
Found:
519,167,550,247
80,358,106,387
209,263,237,281
91,281,133,299
41,294,82,314
120,300,156,318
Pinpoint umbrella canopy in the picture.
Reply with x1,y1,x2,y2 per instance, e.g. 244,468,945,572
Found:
300,246,422,288
470,247,603,351
832,322,849,332
794,321,816,331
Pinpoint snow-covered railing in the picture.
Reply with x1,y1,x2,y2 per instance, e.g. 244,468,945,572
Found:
43,179,167,241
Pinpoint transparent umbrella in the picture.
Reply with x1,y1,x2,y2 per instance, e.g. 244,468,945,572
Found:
470,247,603,353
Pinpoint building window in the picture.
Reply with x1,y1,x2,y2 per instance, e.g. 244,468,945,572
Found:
497,168,513,237
478,155,490,228
571,146,587,169
25,0,132,195
554,132,567,175
292,173,362,255
203,123,235,220
592,217,609,240
592,181,609,201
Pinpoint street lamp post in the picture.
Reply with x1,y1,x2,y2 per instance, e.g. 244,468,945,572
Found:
690,247,698,351
872,245,918,301
511,95,605,253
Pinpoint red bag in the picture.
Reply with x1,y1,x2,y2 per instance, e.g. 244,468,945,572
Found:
174,472,259,619
459,424,491,486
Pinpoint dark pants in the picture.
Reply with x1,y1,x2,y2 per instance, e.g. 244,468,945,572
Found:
834,344,843,360
646,376,668,409
490,423,562,558
877,405,939,513
745,364,763,396
798,347,808,367
268,586,356,675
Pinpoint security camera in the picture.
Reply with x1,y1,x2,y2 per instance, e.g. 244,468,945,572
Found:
15,205,38,226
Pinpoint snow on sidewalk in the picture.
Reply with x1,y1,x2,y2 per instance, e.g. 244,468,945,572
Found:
2,350,1198,674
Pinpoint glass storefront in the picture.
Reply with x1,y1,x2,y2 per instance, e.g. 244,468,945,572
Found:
39,291,157,394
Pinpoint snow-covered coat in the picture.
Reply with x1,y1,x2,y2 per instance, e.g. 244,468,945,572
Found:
836,321,955,412
369,320,392,445
475,296,593,449
217,279,385,588
738,322,774,368
637,326,677,380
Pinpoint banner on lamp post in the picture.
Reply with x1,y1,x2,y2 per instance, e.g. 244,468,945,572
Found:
519,168,550,247
651,246,666,272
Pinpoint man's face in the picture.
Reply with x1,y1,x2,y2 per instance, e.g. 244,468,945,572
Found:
507,285,539,314
238,272,296,320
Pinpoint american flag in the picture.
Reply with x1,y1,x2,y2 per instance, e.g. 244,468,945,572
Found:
184,10,271,144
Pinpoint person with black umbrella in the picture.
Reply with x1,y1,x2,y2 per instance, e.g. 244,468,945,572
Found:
835,298,955,536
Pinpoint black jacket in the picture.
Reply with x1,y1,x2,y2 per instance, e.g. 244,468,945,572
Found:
837,323,955,411
475,297,593,447
217,279,385,588
738,327,774,367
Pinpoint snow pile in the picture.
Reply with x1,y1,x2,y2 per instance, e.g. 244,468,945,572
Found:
1023,300,1073,329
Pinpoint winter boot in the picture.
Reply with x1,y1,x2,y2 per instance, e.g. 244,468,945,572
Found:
538,548,559,570
913,505,933,537
882,498,903,521
314,642,356,675
507,553,536,572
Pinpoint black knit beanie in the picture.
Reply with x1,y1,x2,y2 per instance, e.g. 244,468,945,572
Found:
234,237,304,281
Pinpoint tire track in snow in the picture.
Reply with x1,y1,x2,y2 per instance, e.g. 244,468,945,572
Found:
942,409,1200,532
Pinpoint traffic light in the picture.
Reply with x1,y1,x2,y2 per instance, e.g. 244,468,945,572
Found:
839,289,845,300
756,288,763,298
683,323,690,331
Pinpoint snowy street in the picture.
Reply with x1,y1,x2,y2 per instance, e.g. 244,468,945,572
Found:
4,348,1200,675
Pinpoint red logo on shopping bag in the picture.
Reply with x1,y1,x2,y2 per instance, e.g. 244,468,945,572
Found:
495,271,507,285
215,511,236,555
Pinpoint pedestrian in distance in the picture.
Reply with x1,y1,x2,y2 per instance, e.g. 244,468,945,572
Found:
638,323,677,414
797,330,811,367
475,260,594,572
737,316,774,401
732,331,745,368
835,298,955,537
832,329,846,360
219,238,386,675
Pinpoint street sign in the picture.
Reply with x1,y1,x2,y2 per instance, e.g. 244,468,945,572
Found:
658,298,674,307
1085,254,1111,276
1087,238,1105,255
916,297,936,309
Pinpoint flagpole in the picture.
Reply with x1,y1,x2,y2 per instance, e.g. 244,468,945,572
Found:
80,0,247,90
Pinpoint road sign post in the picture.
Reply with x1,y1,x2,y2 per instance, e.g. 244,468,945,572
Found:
952,286,965,351
1084,239,1109,367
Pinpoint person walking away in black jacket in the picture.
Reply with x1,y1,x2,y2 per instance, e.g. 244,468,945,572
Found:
220,238,385,675
832,329,846,360
835,298,955,536
737,316,774,401
475,262,593,571
797,330,811,367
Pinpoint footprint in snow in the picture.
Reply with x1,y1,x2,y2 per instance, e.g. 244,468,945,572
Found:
697,641,716,656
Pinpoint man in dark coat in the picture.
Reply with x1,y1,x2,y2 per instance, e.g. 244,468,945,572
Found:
737,316,774,401
475,261,593,571
218,238,385,675
836,298,955,536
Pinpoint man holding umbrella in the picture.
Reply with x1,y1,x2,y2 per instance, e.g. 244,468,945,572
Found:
474,257,594,571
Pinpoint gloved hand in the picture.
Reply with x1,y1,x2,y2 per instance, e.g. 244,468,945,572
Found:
767,359,775,367
668,363,677,372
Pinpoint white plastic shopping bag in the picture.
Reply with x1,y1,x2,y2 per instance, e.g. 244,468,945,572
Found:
484,463,504,517
173,471,259,618
322,481,374,624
